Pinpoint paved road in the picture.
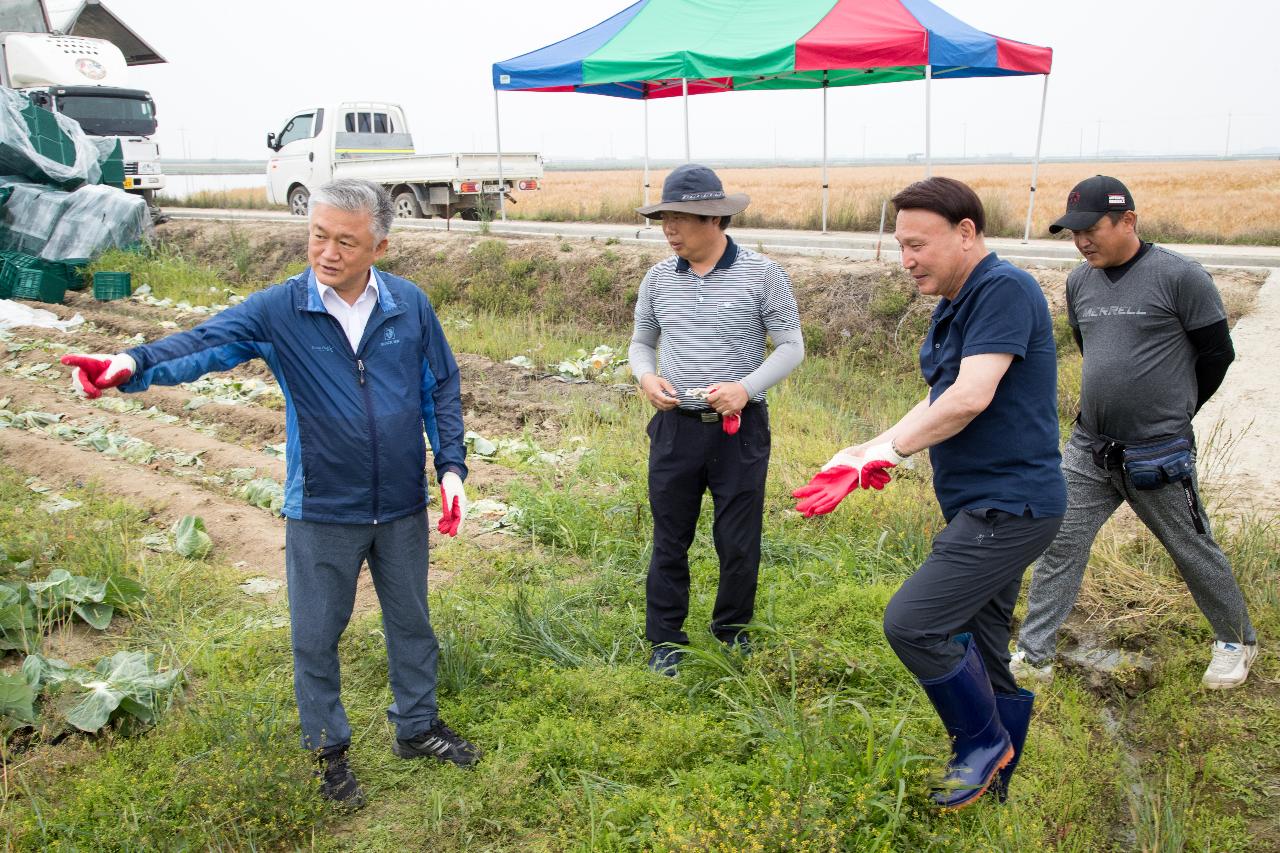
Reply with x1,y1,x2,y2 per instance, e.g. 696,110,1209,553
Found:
165,208,1280,272
1194,268,1280,516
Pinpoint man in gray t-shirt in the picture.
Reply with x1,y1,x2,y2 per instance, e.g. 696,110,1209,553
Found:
1068,243,1228,448
1014,176,1258,690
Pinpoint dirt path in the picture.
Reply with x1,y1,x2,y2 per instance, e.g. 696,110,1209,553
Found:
1194,268,1280,516
0,428,287,574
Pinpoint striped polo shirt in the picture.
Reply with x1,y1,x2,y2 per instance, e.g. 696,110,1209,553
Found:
631,237,801,409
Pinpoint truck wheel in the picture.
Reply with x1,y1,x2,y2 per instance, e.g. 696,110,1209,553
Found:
288,186,310,216
459,208,481,221
394,191,424,219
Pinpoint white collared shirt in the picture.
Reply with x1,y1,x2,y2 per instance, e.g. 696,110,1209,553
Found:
317,269,380,353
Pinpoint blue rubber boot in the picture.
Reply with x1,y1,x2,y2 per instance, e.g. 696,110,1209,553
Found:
918,636,1014,810
991,689,1034,803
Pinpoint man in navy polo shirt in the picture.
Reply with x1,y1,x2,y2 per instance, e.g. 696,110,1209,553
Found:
795,177,1065,809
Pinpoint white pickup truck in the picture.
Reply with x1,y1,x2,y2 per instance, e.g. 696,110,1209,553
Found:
266,102,541,220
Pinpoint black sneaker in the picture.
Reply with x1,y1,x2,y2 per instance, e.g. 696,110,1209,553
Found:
392,719,481,767
317,747,366,810
648,645,683,676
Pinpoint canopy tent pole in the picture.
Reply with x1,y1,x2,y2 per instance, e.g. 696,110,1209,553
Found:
643,97,651,207
643,96,652,228
924,64,932,178
493,89,507,221
682,77,690,161
821,72,829,234
1022,74,1050,243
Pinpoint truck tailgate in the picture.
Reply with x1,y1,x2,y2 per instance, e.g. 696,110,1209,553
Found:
331,152,542,184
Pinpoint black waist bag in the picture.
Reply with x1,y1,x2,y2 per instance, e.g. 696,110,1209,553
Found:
1121,436,1194,490
1121,436,1204,533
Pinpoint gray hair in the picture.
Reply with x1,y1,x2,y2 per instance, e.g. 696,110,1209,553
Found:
308,179,395,242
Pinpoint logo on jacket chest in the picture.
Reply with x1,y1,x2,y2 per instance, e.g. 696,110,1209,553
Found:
380,326,402,347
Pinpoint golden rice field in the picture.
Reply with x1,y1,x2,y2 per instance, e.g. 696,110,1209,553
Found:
510,159,1280,244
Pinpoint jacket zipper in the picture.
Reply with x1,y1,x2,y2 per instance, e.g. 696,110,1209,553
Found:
355,355,380,523
312,286,408,523
318,311,383,523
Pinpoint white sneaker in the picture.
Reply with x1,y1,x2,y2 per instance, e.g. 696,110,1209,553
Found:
1202,641,1258,690
1010,649,1054,684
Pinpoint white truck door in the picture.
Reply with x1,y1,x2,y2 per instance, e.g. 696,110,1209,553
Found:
267,109,326,214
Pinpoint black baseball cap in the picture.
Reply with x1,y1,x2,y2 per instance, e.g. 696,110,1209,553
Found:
636,163,750,219
1048,175,1136,234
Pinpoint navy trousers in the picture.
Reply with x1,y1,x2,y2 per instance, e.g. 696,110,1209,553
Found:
645,404,770,646
883,508,1062,694
285,510,439,750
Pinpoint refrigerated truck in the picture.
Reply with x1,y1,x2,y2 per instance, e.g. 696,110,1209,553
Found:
0,30,164,206
267,101,541,220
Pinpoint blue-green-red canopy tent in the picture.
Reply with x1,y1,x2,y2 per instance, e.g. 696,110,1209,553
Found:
492,0,1053,238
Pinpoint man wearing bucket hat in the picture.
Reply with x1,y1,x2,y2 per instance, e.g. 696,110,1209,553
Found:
1013,175,1258,690
629,164,804,675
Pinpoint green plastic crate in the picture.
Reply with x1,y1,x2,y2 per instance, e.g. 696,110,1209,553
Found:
93,271,132,301
98,139,125,188
0,252,42,299
12,267,66,304
18,102,76,167
64,263,89,291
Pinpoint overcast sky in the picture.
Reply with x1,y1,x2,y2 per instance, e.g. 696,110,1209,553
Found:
102,0,1280,163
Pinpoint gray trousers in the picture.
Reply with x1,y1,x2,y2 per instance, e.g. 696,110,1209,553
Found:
884,508,1063,695
1017,443,1256,665
285,510,439,750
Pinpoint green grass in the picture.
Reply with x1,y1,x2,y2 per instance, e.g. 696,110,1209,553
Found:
2,244,1277,850
87,246,243,307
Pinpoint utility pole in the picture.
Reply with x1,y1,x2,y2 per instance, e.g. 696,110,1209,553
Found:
1224,112,1232,158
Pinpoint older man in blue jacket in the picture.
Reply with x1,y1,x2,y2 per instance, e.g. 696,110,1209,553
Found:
61,179,475,809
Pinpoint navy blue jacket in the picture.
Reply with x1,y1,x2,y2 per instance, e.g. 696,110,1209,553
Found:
122,268,466,524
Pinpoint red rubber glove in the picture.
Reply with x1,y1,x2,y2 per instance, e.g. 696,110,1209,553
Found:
706,384,744,435
60,353,135,399
859,460,895,490
819,448,898,491
792,466,861,517
858,441,912,489
437,471,466,536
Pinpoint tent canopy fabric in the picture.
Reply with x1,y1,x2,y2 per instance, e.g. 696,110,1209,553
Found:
493,0,1051,98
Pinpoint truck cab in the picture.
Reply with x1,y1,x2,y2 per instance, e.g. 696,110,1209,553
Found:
267,101,541,220
266,103,411,214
